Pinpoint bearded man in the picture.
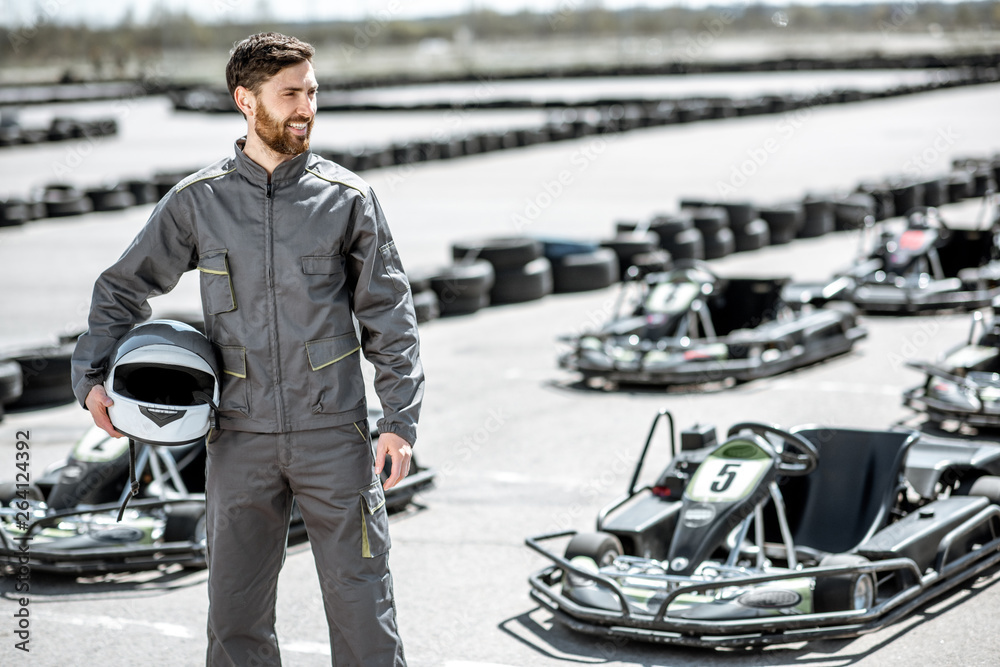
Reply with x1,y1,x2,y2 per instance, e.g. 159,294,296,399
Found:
71,32,422,666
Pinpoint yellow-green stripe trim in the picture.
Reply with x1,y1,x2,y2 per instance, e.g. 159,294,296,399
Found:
196,267,228,276
361,505,371,557
310,345,360,371
304,168,366,197
354,422,366,442
176,167,236,192
223,369,246,379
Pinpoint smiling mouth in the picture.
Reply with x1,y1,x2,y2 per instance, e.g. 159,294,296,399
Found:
287,120,311,135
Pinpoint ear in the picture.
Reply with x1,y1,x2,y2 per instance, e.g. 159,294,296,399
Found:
234,85,255,118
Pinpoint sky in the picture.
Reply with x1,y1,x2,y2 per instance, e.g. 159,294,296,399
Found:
0,0,959,28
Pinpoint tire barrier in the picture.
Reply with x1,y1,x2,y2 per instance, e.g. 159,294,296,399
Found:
2,342,77,411
0,113,117,149
450,237,554,305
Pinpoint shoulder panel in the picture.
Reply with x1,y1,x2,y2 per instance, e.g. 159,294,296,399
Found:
304,156,368,198
176,157,237,193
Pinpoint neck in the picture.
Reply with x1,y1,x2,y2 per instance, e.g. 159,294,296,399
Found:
241,132,299,177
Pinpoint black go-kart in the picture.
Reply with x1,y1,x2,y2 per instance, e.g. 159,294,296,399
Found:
558,259,866,387
903,307,1000,429
0,408,435,575
526,409,1000,648
787,199,1000,314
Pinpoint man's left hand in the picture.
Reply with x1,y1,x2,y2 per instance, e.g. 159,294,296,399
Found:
375,432,412,490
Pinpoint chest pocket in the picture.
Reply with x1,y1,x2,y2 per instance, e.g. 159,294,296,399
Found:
197,249,237,314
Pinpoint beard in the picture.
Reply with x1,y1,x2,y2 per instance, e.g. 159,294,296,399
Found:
254,101,313,156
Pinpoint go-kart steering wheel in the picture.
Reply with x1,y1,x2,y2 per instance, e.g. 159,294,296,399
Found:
726,422,818,476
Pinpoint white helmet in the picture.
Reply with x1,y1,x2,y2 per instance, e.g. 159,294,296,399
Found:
105,319,221,446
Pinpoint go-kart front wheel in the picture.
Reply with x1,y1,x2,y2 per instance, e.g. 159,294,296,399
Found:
814,553,875,613
565,531,624,566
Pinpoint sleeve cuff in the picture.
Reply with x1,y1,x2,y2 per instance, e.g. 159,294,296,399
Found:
377,420,416,448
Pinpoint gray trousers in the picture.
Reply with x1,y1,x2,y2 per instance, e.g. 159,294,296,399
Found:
205,422,406,666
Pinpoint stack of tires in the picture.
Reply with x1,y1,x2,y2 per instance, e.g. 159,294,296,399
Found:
758,203,804,245
541,239,620,293
427,259,495,317
450,237,553,305
682,204,735,259
647,212,704,261
0,341,77,415
799,195,837,238
717,201,770,252
405,268,441,324
602,227,668,279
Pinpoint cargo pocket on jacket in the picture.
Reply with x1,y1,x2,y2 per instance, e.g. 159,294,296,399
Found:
379,241,410,294
305,333,364,415
197,249,237,314
218,344,250,417
359,480,391,558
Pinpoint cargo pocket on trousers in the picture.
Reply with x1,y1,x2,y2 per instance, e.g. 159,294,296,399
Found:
218,344,250,417
379,241,410,294
359,480,391,558
197,249,237,314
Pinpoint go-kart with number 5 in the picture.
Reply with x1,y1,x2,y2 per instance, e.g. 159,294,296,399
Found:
526,410,1000,647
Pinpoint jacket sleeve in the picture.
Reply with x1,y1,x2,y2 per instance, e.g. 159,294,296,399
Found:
70,193,198,407
345,188,424,446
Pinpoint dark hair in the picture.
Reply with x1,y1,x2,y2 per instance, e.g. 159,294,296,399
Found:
226,32,315,110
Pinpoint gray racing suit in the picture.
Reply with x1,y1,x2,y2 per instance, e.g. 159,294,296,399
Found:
71,139,423,666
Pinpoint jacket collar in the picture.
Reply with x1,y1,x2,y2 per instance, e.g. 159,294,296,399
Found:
234,137,311,184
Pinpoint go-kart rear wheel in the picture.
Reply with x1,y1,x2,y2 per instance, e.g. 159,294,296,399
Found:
163,502,206,543
814,553,875,613
0,481,44,505
968,476,1000,504
564,531,624,566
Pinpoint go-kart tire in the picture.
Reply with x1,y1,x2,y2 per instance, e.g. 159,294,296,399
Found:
835,193,876,231
86,184,136,212
0,198,30,227
734,218,770,252
439,293,490,316
491,257,553,304
948,171,973,202
412,289,440,324
969,475,1000,504
42,184,93,218
163,502,207,543
552,248,619,293
814,553,875,613
759,205,803,245
919,177,949,208
601,232,660,280
125,179,159,206
430,260,495,303
451,237,543,269
687,206,729,235
0,360,23,406
890,182,923,217
718,202,758,230
0,481,44,505
799,198,836,238
703,227,736,260
664,227,705,261
565,531,624,566
4,342,76,410
404,267,435,295
649,212,694,246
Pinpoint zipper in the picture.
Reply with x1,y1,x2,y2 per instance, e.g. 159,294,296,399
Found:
263,175,285,430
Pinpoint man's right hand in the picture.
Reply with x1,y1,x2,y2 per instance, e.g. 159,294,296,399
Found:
85,384,124,439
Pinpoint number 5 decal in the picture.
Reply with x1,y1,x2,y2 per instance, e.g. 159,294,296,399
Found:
711,463,741,493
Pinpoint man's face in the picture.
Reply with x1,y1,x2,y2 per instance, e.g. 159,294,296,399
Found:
249,60,318,156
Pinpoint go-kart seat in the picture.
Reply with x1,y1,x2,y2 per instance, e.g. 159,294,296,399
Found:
936,229,995,279
777,428,915,555
708,278,787,337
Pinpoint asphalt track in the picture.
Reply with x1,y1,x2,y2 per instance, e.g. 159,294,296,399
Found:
1,79,1000,666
